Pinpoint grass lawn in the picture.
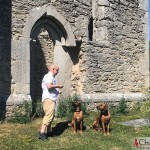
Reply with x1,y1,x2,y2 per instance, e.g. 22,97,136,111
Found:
0,108,149,150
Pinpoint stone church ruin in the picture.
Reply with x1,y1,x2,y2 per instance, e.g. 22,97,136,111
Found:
0,0,149,117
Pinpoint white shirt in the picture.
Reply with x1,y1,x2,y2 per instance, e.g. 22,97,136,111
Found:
41,72,59,102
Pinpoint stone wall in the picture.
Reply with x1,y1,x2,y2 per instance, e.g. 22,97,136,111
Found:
0,0,149,117
70,0,149,95
10,0,148,94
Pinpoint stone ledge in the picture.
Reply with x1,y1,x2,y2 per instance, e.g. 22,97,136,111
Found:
79,93,145,102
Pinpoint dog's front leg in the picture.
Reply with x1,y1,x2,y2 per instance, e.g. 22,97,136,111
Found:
107,123,110,136
102,122,106,136
101,116,107,136
71,120,76,134
74,119,77,134
80,120,83,134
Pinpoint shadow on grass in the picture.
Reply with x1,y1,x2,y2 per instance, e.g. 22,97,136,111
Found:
49,121,86,137
50,121,70,137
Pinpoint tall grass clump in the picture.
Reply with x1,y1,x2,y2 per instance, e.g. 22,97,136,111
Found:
140,97,150,123
117,97,128,114
141,87,150,123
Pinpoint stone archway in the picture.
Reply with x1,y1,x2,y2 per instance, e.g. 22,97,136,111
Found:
21,6,76,101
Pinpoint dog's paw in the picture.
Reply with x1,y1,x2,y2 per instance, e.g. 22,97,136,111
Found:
107,132,110,136
73,131,77,134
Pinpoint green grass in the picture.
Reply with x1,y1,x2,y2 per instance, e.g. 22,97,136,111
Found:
0,109,149,150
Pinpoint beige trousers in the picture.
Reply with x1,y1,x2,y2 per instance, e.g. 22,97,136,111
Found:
42,99,56,126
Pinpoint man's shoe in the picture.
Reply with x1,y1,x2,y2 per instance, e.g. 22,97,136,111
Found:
38,132,47,140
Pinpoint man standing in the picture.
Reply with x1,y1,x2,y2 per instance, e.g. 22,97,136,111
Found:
39,64,63,140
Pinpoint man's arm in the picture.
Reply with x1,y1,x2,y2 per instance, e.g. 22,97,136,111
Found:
46,83,63,89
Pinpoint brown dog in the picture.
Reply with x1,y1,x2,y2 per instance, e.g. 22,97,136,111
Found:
93,102,111,136
71,100,83,134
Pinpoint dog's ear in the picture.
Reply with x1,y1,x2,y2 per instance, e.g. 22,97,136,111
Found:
104,103,108,110
72,102,76,107
96,105,100,110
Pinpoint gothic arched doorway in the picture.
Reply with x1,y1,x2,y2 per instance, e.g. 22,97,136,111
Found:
26,7,76,102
